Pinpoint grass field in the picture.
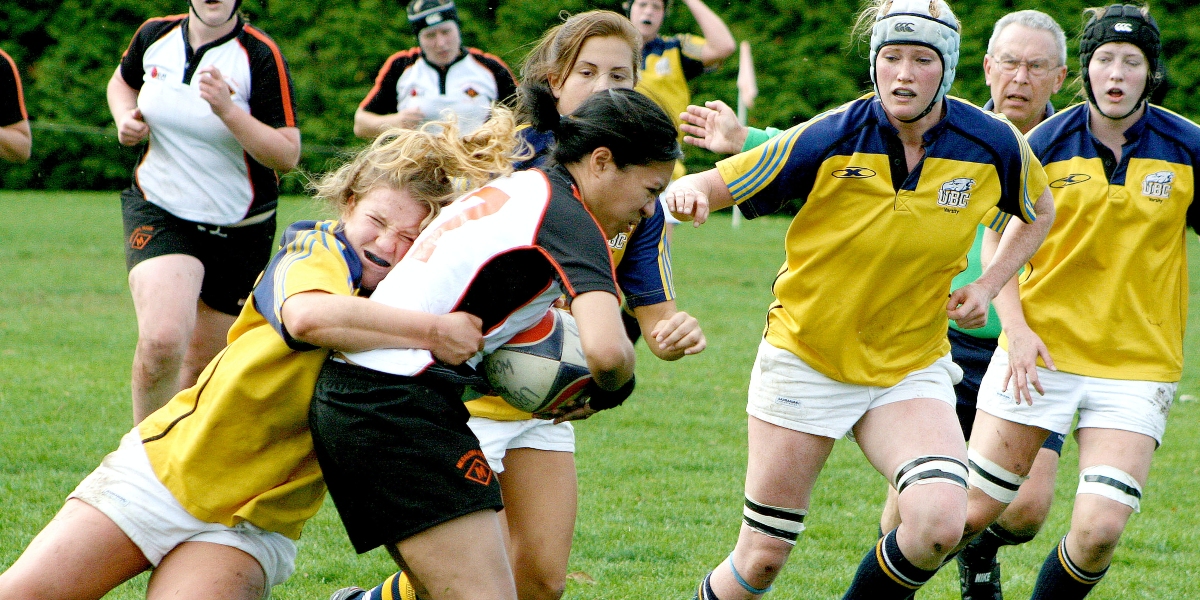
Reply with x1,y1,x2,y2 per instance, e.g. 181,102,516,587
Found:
2,190,1199,599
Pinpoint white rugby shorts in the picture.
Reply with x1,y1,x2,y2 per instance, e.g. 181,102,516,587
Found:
467,416,575,472
977,348,1175,444
747,339,961,438
69,429,296,595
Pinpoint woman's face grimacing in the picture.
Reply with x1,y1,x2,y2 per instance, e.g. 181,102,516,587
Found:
582,152,674,239
876,44,943,123
1088,42,1149,119
341,186,430,291
551,36,637,116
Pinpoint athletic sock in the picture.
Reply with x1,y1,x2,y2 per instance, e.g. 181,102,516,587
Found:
1030,536,1108,600
361,571,419,600
696,571,722,600
842,528,938,599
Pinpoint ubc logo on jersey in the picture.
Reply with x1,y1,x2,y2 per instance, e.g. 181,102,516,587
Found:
1114,22,1133,33
832,167,877,179
608,232,629,250
894,22,916,33
937,178,975,210
655,58,672,76
1142,170,1174,200
1050,174,1092,188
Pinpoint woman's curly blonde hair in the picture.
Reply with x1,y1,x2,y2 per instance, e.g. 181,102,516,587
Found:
311,107,523,228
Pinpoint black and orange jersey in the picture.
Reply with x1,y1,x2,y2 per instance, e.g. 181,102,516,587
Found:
118,15,297,225
0,48,27,127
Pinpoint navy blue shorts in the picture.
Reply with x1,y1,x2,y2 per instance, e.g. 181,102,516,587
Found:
949,328,1065,454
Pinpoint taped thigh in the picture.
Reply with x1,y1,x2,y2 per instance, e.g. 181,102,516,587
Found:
1078,465,1142,513
743,496,806,545
893,455,968,495
967,448,1027,504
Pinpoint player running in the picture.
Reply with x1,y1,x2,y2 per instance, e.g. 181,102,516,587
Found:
664,0,1054,597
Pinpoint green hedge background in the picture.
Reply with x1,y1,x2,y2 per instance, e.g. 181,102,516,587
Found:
3,0,1198,190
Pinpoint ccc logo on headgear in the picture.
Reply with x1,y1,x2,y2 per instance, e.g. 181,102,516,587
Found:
894,22,916,33
1114,22,1133,33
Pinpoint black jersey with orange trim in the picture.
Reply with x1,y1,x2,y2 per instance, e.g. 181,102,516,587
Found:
118,15,297,225
359,47,517,117
0,48,27,127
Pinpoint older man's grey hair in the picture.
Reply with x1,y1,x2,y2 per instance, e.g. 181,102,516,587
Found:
987,10,1067,66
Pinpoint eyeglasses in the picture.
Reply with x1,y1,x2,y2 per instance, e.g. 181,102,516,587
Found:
992,56,1058,77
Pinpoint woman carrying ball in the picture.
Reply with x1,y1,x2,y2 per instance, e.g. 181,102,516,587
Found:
664,0,1055,597
0,117,518,600
313,87,684,600
962,6,1200,598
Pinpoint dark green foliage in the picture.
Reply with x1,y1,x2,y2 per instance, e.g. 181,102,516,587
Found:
2,1,1199,190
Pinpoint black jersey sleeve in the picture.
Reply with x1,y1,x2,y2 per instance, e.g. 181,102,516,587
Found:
469,49,518,108
537,166,620,300
242,25,297,128
0,49,27,127
359,50,419,115
119,17,184,91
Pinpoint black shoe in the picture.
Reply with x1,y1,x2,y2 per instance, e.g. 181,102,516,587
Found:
957,552,1003,600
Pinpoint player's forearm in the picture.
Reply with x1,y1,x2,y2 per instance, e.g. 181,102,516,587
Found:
353,108,410,139
0,121,31,163
683,0,735,64
282,293,443,353
216,106,300,171
634,301,686,361
975,189,1054,300
107,69,138,124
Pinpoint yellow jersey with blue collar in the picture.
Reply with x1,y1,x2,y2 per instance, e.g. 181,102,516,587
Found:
717,94,1044,386
138,220,363,539
1011,103,1200,381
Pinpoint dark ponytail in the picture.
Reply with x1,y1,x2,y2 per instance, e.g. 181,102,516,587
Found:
526,86,682,169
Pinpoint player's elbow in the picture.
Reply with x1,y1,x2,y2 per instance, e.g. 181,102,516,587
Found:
352,109,376,139
584,339,636,389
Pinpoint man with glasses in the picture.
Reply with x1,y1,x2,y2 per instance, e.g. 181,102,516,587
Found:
951,10,1068,600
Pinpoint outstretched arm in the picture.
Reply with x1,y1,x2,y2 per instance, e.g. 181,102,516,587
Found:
662,168,734,226
681,0,735,66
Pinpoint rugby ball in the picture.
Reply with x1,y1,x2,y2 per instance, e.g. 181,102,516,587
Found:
482,308,592,413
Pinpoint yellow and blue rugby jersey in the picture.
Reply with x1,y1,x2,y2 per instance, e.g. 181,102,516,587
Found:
138,220,362,539
636,33,710,180
717,94,1044,387
1009,103,1200,381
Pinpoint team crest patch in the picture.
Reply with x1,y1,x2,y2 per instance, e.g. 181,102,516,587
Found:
1141,170,1173,201
608,232,629,250
129,225,156,250
456,449,494,485
655,59,672,76
937,178,975,211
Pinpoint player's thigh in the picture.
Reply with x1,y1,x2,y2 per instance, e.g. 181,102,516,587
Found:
147,542,266,600
745,415,835,508
128,254,205,338
0,499,150,600
855,397,966,477
498,448,576,572
396,510,517,600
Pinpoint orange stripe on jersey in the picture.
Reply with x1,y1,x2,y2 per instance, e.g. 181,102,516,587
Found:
121,15,186,59
410,186,512,262
243,25,296,127
0,49,26,120
359,48,421,109
467,47,516,82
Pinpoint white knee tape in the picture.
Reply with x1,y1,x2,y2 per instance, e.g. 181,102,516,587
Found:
967,448,1028,504
1078,466,1142,513
743,496,806,545
893,455,968,495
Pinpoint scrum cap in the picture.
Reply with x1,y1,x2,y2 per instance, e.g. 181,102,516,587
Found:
408,0,459,36
870,0,960,122
1080,4,1163,114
